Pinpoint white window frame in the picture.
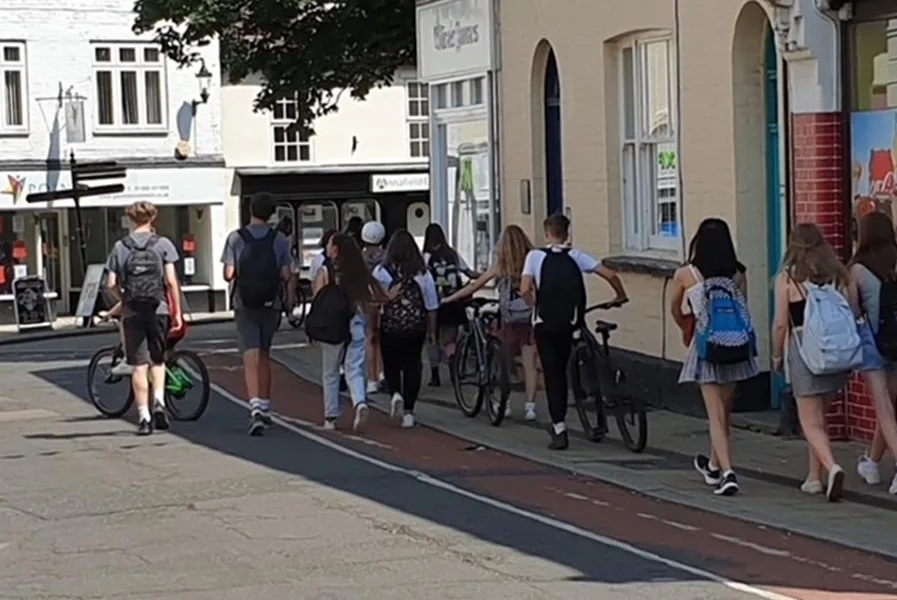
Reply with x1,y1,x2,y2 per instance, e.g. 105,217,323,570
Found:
270,96,312,163
91,42,168,133
406,80,430,158
618,35,680,255
0,42,28,134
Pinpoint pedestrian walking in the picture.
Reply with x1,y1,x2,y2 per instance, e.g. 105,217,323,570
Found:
374,229,439,428
309,229,337,283
422,223,478,387
306,233,389,431
104,201,183,436
772,223,852,501
221,192,296,436
361,221,388,394
520,214,627,450
671,218,757,496
850,212,897,496
442,224,540,421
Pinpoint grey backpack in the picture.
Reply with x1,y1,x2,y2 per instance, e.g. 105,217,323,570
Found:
498,277,531,325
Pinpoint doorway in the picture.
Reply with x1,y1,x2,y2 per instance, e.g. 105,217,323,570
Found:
544,49,564,217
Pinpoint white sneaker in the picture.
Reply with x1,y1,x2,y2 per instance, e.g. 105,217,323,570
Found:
524,402,537,422
390,393,403,419
800,480,823,495
353,403,369,432
857,455,882,485
366,380,380,395
889,473,897,496
111,361,134,377
323,418,336,431
504,403,512,418
401,413,415,428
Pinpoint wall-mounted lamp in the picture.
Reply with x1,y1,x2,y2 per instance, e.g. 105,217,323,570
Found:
191,59,212,115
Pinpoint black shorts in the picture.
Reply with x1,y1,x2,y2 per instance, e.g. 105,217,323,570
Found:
123,313,170,366
437,303,467,328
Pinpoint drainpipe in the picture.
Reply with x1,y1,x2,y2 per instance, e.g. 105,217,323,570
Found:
673,0,686,258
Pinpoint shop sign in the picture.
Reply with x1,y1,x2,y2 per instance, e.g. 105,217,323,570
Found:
416,0,493,81
371,173,430,193
851,109,897,249
1,172,73,206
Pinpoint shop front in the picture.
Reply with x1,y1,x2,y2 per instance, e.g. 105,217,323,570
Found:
235,165,429,279
415,0,500,273
0,165,228,323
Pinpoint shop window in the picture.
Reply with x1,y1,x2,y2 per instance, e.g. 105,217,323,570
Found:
340,200,380,229
271,96,312,162
850,20,897,111
0,42,27,133
297,202,338,269
619,36,680,253
91,43,166,131
407,81,430,158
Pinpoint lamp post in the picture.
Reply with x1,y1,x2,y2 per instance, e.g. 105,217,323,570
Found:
191,58,212,115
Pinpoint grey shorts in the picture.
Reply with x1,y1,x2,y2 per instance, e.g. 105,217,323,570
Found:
235,308,281,353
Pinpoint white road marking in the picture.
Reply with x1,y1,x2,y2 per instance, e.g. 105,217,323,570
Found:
637,512,659,520
205,377,800,600
712,534,791,558
662,519,701,532
563,492,589,501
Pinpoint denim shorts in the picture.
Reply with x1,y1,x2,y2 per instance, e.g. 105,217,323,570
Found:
858,320,890,372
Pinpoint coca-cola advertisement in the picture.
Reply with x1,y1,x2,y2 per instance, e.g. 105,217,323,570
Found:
851,109,897,247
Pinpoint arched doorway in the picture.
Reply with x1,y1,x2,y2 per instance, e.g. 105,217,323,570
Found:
544,49,564,216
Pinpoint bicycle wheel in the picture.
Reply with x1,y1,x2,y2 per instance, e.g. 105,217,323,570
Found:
568,345,606,442
86,346,134,418
484,336,510,427
451,332,484,417
164,349,211,421
605,368,648,453
288,284,307,328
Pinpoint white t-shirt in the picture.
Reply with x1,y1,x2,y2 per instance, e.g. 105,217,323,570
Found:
423,251,471,272
372,265,440,311
521,245,600,288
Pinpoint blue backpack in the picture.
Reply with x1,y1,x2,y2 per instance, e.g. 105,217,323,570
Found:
695,276,756,364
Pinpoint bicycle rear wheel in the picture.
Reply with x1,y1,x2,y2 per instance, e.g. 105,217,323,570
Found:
288,283,308,328
605,368,648,453
86,346,134,418
164,349,211,421
484,336,510,427
568,345,606,442
451,332,484,417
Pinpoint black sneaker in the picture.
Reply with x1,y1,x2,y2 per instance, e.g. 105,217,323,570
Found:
548,429,569,450
429,367,441,387
694,454,722,485
248,412,267,436
137,419,153,436
714,471,739,496
153,408,170,431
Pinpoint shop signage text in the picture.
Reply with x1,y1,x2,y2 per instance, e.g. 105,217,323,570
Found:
416,0,493,81
433,21,480,53
371,173,430,193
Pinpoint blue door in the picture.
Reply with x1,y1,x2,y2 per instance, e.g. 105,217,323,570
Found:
544,50,563,216
765,28,785,409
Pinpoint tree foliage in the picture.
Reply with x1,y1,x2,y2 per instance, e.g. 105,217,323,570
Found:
133,0,416,132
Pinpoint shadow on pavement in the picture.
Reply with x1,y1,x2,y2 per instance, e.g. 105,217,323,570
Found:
26,363,896,596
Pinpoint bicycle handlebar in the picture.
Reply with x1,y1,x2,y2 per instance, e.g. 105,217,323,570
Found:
585,298,629,314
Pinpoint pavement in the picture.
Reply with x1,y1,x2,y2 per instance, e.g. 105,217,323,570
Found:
1,324,897,599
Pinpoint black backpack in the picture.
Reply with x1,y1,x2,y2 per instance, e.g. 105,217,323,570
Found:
381,267,428,338
876,278,897,360
427,252,463,300
235,228,281,309
305,264,353,344
535,247,586,333
121,235,166,312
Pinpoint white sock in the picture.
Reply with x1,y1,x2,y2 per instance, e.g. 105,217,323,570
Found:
138,404,151,422
525,402,536,412
552,422,567,435
153,389,165,409
258,398,271,411
708,460,719,471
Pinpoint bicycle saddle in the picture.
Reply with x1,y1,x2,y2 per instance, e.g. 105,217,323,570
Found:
594,320,618,334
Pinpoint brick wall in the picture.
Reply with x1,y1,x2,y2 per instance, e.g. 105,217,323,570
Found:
790,112,876,442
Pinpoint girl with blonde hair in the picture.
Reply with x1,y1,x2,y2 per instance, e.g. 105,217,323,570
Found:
771,223,849,501
442,224,540,421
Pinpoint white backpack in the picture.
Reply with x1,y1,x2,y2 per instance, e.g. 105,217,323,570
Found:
796,282,862,375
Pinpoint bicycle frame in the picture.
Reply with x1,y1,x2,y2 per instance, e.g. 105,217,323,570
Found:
461,304,499,386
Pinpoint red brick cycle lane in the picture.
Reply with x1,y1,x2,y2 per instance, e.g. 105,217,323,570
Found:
203,351,897,600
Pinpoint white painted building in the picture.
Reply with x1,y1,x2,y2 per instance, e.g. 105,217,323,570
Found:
221,67,431,277
0,0,227,322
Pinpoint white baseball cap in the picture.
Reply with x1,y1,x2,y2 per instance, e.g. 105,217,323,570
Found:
361,221,386,244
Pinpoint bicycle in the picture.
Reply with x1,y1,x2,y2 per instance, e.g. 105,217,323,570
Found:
286,277,310,328
86,342,211,421
568,298,648,453
450,297,511,426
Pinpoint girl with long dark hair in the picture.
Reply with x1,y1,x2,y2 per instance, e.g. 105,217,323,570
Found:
851,211,897,496
671,218,756,497
772,223,850,501
373,229,439,428
422,223,478,386
312,233,388,431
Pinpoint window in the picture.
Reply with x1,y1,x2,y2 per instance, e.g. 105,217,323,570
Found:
92,43,166,131
619,37,680,252
470,77,485,105
0,43,26,132
406,81,430,158
849,19,897,111
271,96,311,162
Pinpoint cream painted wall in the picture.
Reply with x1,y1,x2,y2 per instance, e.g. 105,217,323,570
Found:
498,0,778,366
222,70,428,168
